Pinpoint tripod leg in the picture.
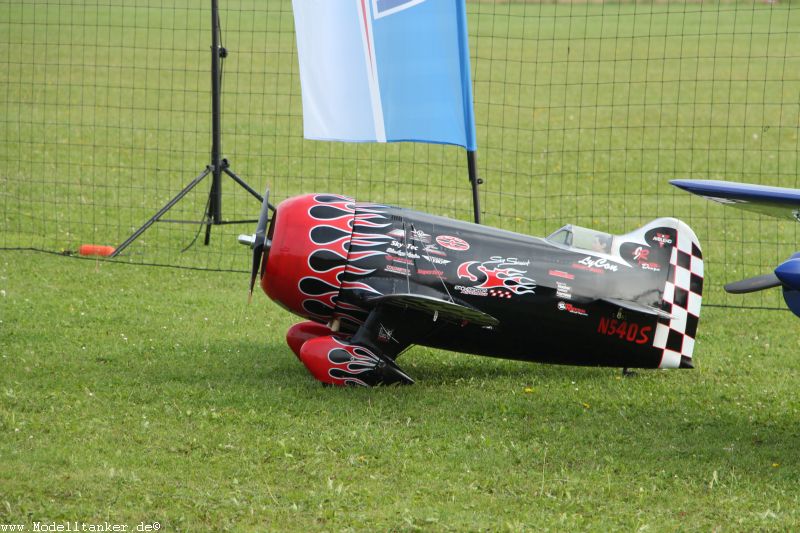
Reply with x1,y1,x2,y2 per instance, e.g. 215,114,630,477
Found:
223,166,277,212
110,167,212,258
203,217,213,245
223,166,262,201
204,167,221,246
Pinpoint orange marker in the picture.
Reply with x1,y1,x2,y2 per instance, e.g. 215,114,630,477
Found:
78,244,116,257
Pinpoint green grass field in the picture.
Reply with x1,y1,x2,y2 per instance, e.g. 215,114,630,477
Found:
2,1,800,530
2,251,800,531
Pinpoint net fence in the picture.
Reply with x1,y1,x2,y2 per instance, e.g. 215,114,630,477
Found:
1,0,798,308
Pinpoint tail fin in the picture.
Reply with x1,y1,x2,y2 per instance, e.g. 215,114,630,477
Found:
622,218,704,368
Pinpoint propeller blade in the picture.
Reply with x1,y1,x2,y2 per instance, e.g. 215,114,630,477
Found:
249,188,272,300
724,273,782,294
248,247,262,302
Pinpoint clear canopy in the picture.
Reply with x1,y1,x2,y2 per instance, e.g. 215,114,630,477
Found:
546,224,613,254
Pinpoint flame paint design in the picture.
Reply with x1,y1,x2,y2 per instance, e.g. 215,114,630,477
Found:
298,195,356,320
457,261,479,282
457,258,537,295
325,337,384,387
299,195,391,330
334,202,393,329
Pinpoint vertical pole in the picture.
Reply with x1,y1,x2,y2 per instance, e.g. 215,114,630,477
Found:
467,150,482,224
209,0,223,226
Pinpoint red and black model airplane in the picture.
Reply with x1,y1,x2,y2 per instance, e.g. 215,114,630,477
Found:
240,191,704,387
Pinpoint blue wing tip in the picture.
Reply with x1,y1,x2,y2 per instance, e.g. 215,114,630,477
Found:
669,179,692,191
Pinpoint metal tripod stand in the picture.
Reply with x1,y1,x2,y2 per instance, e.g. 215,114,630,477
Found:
111,0,266,257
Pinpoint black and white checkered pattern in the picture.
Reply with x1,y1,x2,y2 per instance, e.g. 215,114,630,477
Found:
654,224,703,369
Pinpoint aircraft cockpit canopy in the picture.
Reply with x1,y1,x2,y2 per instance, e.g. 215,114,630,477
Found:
546,224,614,254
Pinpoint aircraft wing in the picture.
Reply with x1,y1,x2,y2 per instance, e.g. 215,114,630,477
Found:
367,293,499,327
670,179,800,222
341,294,498,372
599,297,674,320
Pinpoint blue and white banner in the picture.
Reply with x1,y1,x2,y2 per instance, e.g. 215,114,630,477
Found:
291,0,477,151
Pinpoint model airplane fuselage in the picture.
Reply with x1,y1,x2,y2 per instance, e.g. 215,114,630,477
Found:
245,193,704,386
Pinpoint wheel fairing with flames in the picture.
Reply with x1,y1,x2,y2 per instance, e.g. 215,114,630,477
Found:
255,193,704,386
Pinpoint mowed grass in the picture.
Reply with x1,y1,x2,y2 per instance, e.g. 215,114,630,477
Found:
2,1,800,531
1,251,799,531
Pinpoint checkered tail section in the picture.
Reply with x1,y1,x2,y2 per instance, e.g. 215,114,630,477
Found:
653,222,704,369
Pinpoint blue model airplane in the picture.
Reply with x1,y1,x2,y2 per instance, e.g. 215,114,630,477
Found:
671,179,800,317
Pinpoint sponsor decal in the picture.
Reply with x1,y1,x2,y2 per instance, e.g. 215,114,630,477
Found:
455,284,488,297
423,244,447,257
409,229,431,243
436,235,470,251
389,240,418,251
557,301,588,317
652,233,673,248
386,249,420,259
597,317,652,344
387,228,432,244
420,255,450,265
386,240,421,260
555,281,572,300
633,246,661,272
573,256,619,273
548,269,575,280
389,256,413,265
455,285,515,300
500,257,531,267
385,264,410,276
416,268,444,276
457,257,536,295
378,323,395,343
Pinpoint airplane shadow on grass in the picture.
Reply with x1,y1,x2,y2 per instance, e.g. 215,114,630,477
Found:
134,336,800,483
185,338,618,387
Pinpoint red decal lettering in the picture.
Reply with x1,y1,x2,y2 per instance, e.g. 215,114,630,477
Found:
637,326,652,344
598,319,652,345
626,323,639,342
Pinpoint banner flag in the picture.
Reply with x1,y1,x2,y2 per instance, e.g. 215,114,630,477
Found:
291,0,477,151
